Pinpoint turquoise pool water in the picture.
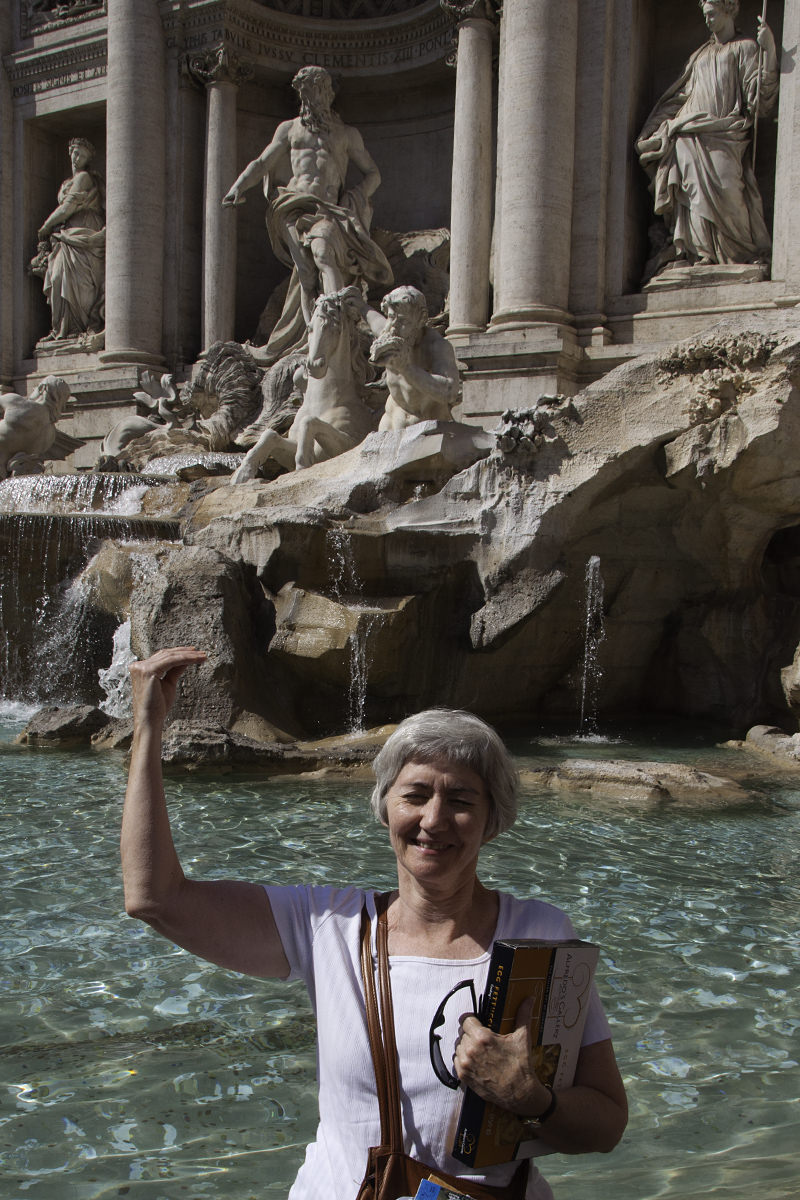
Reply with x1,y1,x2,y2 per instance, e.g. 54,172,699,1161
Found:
1,708,799,1200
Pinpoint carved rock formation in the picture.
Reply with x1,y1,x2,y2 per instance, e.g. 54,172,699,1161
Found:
32,310,800,756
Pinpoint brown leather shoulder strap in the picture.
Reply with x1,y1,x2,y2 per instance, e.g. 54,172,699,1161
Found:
360,897,393,1142
375,892,404,1151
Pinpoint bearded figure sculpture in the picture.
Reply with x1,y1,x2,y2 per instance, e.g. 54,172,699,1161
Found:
223,65,392,360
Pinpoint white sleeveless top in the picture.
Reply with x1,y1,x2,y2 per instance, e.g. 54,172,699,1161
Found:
265,885,612,1200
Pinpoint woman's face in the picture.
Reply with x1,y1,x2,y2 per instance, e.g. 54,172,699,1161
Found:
70,145,91,171
702,2,733,35
384,757,492,889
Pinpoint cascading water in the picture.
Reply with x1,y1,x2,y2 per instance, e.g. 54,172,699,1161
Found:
98,618,135,718
0,471,163,517
578,555,605,738
0,475,178,706
326,527,384,733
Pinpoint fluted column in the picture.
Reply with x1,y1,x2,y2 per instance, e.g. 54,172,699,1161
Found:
491,0,579,330
189,47,252,350
442,1,497,336
772,0,800,291
0,1,14,385
101,0,166,366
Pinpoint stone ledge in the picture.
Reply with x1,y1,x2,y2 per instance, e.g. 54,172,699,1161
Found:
521,758,756,809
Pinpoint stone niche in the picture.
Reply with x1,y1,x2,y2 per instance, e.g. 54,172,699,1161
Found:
197,0,457,344
628,0,783,293
23,110,108,355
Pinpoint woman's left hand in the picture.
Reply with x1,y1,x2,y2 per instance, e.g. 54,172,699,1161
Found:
453,997,551,1116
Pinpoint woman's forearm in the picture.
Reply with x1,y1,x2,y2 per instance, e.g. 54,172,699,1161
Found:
121,720,185,921
119,647,290,979
526,1083,628,1155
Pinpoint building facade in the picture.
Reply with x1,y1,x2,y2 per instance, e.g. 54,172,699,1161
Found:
2,0,799,454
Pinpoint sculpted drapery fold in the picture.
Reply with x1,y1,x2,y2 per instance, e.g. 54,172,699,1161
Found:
637,18,778,272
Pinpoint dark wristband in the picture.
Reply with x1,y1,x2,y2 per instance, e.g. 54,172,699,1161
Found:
524,1085,558,1131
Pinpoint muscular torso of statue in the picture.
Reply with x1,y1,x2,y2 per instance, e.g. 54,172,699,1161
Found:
286,122,350,203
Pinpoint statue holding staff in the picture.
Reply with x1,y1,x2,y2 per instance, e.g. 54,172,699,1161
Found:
636,0,778,275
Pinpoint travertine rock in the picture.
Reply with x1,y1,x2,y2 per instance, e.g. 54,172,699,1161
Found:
17,704,110,746
526,758,754,808
744,723,800,765
128,542,299,741
73,309,800,748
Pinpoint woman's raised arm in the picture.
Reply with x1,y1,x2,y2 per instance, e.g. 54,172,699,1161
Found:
121,646,290,979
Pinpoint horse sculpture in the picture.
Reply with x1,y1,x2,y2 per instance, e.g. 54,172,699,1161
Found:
230,285,375,483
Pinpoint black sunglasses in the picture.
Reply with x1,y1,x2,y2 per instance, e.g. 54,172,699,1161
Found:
428,978,481,1089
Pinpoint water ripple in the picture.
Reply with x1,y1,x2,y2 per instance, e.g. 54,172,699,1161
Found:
1,729,799,1198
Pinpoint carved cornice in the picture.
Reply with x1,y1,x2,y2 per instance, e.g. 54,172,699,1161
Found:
5,37,107,100
160,0,453,76
439,0,497,23
260,1,426,13
187,43,254,86
20,0,106,40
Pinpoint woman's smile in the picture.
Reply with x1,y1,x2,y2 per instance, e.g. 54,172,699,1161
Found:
384,758,491,882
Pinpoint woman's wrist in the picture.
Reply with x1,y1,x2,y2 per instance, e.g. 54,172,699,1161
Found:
517,1086,558,1139
512,1074,556,1119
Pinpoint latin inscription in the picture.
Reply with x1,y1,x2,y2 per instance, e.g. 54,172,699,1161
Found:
11,63,106,100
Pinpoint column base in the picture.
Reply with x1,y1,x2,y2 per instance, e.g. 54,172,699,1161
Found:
575,312,613,348
489,304,574,330
446,321,489,338
98,348,166,369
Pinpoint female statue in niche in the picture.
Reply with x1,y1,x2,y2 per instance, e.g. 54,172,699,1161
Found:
31,137,106,342
636,0,778,279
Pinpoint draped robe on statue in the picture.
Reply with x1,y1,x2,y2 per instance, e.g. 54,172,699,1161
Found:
260,181,392,364
42,174,106,337
638,35,778,267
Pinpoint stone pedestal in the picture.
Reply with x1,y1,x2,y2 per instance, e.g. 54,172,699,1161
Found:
444,4,496,336
100,0,166,367
490,0,579,330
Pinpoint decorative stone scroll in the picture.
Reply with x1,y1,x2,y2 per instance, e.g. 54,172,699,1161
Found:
440,0,497,20
440,0,498,65
186,44,254,88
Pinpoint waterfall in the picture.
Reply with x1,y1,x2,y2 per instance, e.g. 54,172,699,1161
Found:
98,619,135,718
326,527,383,733
578,555,605,738
0,501,178,706
0,472,162,517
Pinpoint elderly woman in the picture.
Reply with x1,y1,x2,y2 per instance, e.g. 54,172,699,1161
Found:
122,647,627,1200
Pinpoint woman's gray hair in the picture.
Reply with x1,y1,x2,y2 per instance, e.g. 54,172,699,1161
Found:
370,708,519,840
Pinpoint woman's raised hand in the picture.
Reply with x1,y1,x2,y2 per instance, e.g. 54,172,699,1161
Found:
129,646,207,729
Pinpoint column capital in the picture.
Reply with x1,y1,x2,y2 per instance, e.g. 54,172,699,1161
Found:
440,0,498,25
187,45,253,89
